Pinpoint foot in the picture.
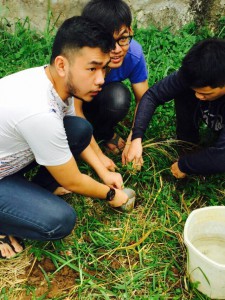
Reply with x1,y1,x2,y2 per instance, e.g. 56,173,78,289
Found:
106,133,125,154
53,187,72,196
0,235,24,259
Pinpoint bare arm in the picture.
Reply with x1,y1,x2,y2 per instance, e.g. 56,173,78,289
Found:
74,99,101,154
74,98,116,171
122,80,148,167
132,80,149,104
46,153,128,207
80,145,122,188
125,80,149,142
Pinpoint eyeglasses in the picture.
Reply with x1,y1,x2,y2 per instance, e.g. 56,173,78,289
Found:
115,35,133,47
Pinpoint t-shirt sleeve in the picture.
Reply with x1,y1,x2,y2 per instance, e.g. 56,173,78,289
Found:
16,113,72,166
129,51,148,84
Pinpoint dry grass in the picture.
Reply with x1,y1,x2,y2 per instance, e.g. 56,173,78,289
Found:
0,249,32,288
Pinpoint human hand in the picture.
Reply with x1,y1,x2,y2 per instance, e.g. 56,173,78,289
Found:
98,152,116,171
122,138,143,170
108,189,128,207
102,171,124,189
171,162,186,179
53,187,72,196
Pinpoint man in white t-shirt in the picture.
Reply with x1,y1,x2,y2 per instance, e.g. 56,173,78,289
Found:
0,16,128,259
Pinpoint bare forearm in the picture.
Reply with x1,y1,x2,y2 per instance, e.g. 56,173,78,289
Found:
65,172,128,207
66,173,109,198
128,80,148,142
126,103,140,143
80,145,108,180
75,98,105,158
90,135,104,157
47,157,126,206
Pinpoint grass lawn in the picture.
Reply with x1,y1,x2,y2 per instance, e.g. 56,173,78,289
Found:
0,15,225,300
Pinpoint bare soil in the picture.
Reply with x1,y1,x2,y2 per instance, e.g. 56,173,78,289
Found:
19,257,79,299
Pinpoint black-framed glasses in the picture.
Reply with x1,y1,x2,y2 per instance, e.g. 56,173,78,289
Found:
115,35,133,47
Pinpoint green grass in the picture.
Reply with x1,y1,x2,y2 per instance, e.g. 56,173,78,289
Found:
1,15,225,300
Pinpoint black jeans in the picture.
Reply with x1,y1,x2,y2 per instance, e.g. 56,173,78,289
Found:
83,82,131,141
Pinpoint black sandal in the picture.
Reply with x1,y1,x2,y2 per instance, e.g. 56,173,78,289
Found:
0,235,25,259
105,133,124,154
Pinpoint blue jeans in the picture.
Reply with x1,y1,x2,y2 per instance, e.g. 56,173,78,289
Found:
0,116,93,241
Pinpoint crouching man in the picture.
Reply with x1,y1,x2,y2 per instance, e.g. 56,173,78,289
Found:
123,38,225,178
0,16,128,259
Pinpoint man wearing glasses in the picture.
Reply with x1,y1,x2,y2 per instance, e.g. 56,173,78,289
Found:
74,0,148,171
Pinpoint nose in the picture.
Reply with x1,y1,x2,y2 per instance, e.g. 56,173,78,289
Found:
95,70,105,86
112,42,122,53
195,92,205,101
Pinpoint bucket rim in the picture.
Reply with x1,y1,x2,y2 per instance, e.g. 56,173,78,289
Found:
184,206,225,230
184,206,225,269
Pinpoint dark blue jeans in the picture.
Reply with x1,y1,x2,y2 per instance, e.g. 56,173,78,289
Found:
83,82,131,141
0,116,92,241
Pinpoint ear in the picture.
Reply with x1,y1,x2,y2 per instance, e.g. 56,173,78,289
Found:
54,56,69,78
129,27,134,35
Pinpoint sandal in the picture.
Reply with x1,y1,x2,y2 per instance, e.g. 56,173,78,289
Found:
0,235,25,259
105,133,125,155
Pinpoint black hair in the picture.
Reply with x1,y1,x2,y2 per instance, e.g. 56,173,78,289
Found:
82,0,132,35
50,16,115,64
180,38,225,88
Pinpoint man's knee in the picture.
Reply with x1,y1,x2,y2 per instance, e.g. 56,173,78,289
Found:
64,116,93,153
44,206,77,240
102,82,131,111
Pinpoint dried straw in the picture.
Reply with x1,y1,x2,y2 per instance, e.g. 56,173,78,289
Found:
0,247,32,290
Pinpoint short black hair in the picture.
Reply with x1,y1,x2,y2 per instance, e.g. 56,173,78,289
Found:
82,0,132,35
50,16,115,64
180,38,225,88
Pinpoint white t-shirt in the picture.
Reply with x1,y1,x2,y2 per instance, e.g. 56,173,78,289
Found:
0,66,75,179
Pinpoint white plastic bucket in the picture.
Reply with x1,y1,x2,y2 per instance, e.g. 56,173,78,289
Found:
184,206,225,299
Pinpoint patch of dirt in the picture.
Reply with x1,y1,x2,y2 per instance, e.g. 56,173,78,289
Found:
19,257,79,299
